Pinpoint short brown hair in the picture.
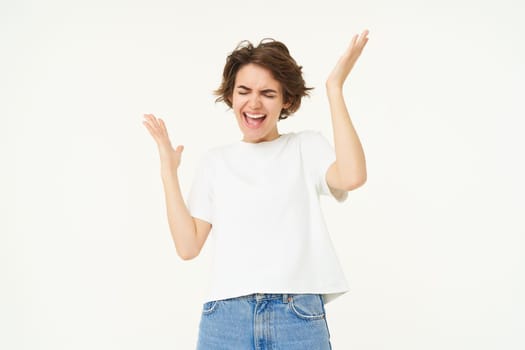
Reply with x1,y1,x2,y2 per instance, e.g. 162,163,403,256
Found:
213,38,313,120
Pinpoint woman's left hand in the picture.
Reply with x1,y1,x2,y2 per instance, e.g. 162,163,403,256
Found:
326,29,369,90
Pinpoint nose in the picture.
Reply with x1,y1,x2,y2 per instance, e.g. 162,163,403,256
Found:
249,94,262,109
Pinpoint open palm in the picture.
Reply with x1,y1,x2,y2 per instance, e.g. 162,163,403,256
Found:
326,29,369,89
143,113,184,170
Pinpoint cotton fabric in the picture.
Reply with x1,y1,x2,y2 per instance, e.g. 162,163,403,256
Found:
186,130,350,305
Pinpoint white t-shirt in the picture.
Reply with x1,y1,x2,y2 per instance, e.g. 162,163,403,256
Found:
186,130,350,305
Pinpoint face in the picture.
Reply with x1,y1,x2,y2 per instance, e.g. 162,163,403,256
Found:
229,63,290,143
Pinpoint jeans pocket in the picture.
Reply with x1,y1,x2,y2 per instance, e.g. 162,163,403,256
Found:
202,300,219,315
288,294,326,320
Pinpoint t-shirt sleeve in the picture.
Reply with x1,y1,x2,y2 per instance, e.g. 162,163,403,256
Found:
186,152,214,224
301,130,348,203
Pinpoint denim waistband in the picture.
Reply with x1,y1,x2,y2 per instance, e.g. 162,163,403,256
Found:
226,293,294,303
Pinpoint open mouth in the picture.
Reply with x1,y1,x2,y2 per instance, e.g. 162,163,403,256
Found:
243,112,267,128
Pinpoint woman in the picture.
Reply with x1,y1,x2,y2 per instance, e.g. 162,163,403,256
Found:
143,30,369,349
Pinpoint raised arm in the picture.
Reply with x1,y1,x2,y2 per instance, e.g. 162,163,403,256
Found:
142,114,210,260
325,29,369,191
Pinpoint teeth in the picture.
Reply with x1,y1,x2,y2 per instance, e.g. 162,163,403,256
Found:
245,112,266,119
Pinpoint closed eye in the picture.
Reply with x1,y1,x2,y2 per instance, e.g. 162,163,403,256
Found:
238,92,275,98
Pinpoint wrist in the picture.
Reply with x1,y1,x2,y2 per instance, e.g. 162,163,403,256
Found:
161,162,178,176
326,85,344,99
325,82,343,93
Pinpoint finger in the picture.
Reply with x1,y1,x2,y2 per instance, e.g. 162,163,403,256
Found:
143,117,158,134
144,114,160,129
143,119,157,133
143,120,156,137
350,34,358,47
144,124,164,146
151,115,161,129
143,114,156,128
143,118,162,138
360,29,369,44
343,35,358,56
159,118,170,138
159,118,167,131
360,37,369,49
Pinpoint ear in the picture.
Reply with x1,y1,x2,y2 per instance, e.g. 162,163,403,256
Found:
283,101,291,109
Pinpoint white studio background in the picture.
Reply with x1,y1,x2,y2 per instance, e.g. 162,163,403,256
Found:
1,0,524,349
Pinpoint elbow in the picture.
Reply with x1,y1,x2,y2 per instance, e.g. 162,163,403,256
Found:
177,247,199,261
179,253,193,261
179,251,197,261
345,175,367,191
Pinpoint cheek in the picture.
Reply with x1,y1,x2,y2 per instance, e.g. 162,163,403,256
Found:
232,96,246,110
231,100,241,112
270,101,284,112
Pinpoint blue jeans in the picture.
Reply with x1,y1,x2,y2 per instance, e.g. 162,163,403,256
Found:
196,293,332,350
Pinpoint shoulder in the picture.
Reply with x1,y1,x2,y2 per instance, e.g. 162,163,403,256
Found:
295,129,318,138
294,129,331,147
295,129,327,139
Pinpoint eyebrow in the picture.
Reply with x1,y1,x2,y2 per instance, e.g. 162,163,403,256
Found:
236,85,278,94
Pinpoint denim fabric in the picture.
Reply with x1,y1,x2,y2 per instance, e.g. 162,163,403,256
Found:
196,293,332,350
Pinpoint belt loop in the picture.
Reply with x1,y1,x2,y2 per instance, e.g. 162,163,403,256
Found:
283,294,293,303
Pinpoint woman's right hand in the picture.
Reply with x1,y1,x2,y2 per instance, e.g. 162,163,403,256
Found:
142,114,184,170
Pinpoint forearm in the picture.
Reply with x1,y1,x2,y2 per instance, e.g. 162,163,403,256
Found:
326,85,367,187
160,166,197,259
